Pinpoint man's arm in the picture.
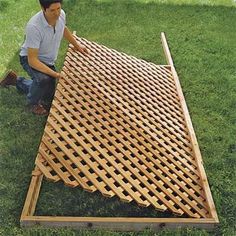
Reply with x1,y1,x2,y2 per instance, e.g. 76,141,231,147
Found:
28,48,61,79
63,26,88,54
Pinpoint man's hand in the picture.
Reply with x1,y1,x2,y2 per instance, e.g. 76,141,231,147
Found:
28,48,62,79
54,72,63,80
73,44,89,55
63,27,89,55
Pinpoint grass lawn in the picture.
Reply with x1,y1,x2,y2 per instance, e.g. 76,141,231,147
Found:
0,0,236,235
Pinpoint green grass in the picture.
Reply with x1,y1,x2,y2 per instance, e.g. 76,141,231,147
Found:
0,0,236,235
98,0,236,7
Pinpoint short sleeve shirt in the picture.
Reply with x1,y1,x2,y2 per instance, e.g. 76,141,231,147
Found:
20,9,66,65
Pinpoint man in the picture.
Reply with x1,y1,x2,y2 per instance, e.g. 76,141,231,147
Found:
0,0,88,115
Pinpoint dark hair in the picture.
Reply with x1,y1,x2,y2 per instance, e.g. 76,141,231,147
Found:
39,0,63,10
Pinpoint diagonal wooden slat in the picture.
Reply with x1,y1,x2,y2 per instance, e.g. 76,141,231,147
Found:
33,36,214,218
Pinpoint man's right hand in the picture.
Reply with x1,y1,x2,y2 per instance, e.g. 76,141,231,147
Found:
55,72,63,79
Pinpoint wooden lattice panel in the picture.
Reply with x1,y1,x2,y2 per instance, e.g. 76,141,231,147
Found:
35,36,211,219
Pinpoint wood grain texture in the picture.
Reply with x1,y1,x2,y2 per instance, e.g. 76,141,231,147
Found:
30,34,217,219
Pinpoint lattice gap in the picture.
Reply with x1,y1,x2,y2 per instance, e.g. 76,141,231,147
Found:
21,34,218,231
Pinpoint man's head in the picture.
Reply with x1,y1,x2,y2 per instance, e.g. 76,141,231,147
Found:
39,0,63,11
39,0,62,23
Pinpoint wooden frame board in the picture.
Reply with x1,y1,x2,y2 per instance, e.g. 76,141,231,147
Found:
20,33,219,231
20,171,218,231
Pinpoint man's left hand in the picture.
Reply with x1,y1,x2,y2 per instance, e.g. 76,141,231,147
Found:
74,44,89,55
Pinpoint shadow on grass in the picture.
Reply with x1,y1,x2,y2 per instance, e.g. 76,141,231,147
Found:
36,181,175,218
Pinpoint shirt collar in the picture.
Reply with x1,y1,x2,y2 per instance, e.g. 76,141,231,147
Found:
40,10,55,28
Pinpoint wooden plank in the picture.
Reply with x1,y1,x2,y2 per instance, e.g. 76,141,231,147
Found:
21,215,218,231
58,68,203,205
161,32,218,221
21,168,43,218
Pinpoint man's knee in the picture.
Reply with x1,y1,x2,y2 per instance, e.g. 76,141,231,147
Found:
33,71,54,86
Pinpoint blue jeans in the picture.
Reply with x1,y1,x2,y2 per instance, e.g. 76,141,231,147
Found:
16,56,56,106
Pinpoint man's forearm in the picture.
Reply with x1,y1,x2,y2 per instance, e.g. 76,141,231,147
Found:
63,26,80,48
28,58,59,78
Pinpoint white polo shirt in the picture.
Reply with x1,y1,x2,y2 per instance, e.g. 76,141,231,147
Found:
20,9,66,65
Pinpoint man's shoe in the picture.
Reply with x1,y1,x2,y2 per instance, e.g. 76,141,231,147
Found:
0,70,17,87
40,101,52,112
30,104,49,116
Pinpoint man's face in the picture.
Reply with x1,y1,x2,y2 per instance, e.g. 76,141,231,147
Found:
43,3,61,21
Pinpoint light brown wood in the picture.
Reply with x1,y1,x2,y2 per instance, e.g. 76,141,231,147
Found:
21,33,218,231
22,215,218,231
161,32,218,222
62,61,200,179
54,76,206,217
66,51,192,154
21,173,218,230
21,168,43,218
59,68,201,194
